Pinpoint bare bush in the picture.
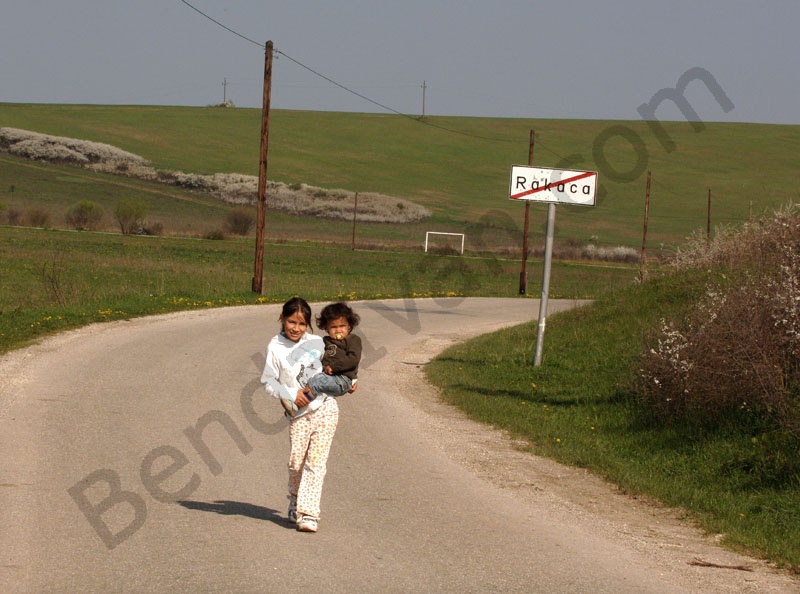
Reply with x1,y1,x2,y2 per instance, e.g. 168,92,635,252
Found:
25,208,51,228
640,203,800,441
141,220,164,236
672,204,800,273
65,200,104,231
204,229,226,240
7,208,22,226
224,207,255,236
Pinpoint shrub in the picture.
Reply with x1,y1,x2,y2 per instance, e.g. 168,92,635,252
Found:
25,208,51,228
65,200,104,231
7,208,22,226
11,139,89,165
2,127,432,224
0,127,149,167
224,207,255,235
204,229,226,240
114,199,148,235
639,204,800,442
170,171,214,190
141,220,164,236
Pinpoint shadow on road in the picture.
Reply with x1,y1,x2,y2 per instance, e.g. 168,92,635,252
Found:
177,500,290,527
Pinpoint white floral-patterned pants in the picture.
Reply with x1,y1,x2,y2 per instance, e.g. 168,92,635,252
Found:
288,398,339,520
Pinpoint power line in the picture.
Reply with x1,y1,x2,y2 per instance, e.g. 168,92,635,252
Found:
175,0,561,152
177,0,262,47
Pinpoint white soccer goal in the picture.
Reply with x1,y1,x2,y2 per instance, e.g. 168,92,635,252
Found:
424,231,465,255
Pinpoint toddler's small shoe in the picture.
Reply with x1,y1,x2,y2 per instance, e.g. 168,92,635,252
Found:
280,397,298,415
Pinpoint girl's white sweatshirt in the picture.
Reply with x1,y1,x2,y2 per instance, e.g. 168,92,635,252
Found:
261,331,328,417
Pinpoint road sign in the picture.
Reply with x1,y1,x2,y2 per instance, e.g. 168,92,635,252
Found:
508,164,599,366
509,165,598,206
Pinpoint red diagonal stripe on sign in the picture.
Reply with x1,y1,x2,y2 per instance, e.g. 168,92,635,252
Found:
510,171,595,200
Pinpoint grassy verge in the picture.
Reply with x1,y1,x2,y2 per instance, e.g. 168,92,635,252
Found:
0,225,638,354
425,272,800,570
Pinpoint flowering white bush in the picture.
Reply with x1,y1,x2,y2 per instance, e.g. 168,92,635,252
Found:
10,138,90,165
640,204,800,437
86,161,159,180
759,246,800,356
582,243,639,262
1,127,431,224
0,127,149,167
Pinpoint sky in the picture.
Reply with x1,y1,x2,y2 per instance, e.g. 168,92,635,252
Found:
1,0,798,125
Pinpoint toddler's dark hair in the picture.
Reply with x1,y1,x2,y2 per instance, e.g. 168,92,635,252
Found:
316,302,360,331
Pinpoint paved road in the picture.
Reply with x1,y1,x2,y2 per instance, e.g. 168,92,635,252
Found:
1,298,797,593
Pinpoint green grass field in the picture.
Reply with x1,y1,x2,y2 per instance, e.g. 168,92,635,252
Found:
0,224,636,353
2,103,799,251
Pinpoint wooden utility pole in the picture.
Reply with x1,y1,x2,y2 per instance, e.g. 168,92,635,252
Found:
351,192,359,250
707,188,712,246
519,130,535,294
639,170,651,282
223,77,228,104
421,81,427,119
252,41,273,294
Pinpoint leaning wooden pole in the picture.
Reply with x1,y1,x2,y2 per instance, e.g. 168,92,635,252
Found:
252,40,273,294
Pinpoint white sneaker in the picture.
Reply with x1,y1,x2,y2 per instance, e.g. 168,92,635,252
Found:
297,515,318,532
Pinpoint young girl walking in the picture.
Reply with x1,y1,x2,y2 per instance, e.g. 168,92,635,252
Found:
260,297,352,532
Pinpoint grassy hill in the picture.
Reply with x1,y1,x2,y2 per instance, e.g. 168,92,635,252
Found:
2,103,799,252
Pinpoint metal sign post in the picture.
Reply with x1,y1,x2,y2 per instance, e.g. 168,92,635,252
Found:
509,165,598,366
534,202,557,365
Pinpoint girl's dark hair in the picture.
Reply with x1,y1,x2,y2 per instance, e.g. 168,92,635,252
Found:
280,296,312,327
316,302,360,331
